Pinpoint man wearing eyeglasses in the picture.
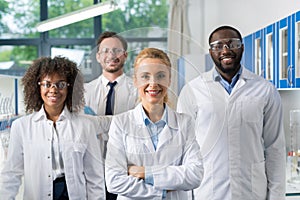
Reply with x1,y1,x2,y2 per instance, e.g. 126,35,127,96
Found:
84,31,138,200
177,25,286,200
85,31,138,117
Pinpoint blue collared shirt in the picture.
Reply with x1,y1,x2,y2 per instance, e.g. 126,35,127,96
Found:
213,67,243,94
142,105,167,150
141,105,168,198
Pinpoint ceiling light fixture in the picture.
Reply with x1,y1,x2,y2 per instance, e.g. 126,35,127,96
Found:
36,1,118,32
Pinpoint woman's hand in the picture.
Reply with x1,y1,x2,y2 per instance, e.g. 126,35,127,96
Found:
128,166,145,179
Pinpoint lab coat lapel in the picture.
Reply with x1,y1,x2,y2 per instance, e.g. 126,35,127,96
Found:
231,67,254,94
143,133,156,152
156,126,172,150
199,69,227,157
133,104,156,153
156,107,178,151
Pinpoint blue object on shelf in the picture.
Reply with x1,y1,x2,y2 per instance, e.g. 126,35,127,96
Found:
0,116,19,131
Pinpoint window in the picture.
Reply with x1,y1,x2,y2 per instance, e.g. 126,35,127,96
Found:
48,0,94,38
265,33,273,81
255,38,262,76
0,0,168,81
280,28,288,79
0,0,40,39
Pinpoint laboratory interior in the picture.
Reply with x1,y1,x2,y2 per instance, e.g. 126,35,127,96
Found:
1,0,300,199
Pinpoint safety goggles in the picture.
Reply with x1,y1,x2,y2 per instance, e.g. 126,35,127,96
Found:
98,47,125,56
210,38,242,52
38,80,69,90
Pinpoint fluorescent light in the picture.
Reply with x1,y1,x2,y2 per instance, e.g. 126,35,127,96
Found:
36,1,118,32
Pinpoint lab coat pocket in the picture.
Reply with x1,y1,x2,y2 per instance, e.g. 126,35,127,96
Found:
63,143,87,174
251,161,267,199
73,143,87,168
126,144,152,165
125,131,153,154
126,143,147,153
242,97,264,123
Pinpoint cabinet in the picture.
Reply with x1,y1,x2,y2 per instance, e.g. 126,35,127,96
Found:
264,23,276,85
243,11,300,89
254,29,264,77
242,34,253,72
295,12,300,87
278,15,294,88
242,31,263,74
243,28,276,84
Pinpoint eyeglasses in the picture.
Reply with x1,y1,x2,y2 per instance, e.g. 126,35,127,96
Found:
99,47,125,56
38,80,69,90
210,38,242,52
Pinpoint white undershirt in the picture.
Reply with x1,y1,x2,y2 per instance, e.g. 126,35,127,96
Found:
51,123,64,180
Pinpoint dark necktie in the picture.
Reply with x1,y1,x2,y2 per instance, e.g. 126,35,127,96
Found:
105,84,118,199
105,81,117,115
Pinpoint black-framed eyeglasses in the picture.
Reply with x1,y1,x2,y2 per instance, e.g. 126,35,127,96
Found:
98,47,125,56
210,38,242,52
38,80,69,90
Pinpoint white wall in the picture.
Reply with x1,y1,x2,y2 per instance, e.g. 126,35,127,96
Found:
187,0,300,55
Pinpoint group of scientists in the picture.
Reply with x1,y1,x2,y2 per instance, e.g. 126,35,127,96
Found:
0,25,286,200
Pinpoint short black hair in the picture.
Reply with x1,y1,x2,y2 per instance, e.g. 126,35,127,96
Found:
208,25,243,44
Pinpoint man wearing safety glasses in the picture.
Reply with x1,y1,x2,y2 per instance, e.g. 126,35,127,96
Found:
84,31,138,117
177,25,286,200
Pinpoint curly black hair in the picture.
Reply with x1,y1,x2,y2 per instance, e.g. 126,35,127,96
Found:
21,56,85,113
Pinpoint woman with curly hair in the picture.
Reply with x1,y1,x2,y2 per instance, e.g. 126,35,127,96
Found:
0,56,105,200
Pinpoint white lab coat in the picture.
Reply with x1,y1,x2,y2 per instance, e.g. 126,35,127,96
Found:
177,67,286,200
105,103,203,200
0,106,106,200
84,73,138,116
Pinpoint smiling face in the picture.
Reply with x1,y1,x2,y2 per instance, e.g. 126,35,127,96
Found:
134,58,171,108
96,37,127,76
39,73,68,115
209,29,244,80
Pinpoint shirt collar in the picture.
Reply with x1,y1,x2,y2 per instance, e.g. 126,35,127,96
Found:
33,105,70,122
212,66,243,82
101,73,125,86
212,67,243,94
141,104,168,126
